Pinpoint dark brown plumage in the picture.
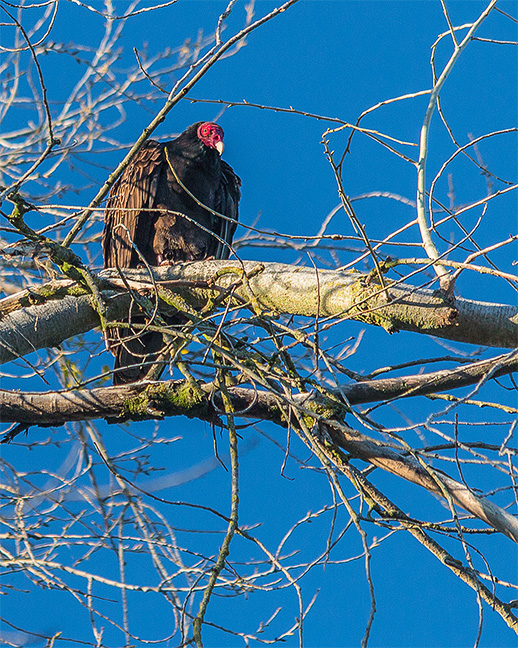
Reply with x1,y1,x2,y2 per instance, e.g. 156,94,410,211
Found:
103,122,241,384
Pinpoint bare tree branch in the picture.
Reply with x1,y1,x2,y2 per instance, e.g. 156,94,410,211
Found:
2,351,516,425
1,1,516,643
0,261,516,366
2,373,518,544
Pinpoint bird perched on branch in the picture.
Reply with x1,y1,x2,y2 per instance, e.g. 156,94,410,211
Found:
103,122,241,385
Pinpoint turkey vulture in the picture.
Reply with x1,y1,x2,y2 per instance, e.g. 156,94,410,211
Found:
103,122,241,384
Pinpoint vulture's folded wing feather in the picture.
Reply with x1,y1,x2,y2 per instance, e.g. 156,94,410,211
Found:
103,141,164,268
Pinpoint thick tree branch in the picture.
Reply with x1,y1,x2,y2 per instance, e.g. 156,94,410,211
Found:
2,370,517,543
0,261,516,365
1,351,516,425
0,287,130,365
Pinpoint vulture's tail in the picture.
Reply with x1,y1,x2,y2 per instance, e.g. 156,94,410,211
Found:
109,313,186,385
112,328,165,385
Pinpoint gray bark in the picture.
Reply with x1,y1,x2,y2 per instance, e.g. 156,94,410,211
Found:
2,375,517,544
1,351,516,425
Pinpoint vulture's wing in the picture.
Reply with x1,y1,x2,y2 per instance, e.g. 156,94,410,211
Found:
213,160,241,260
103,140,164,268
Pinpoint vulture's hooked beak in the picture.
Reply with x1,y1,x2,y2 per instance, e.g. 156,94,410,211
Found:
215,140,224,156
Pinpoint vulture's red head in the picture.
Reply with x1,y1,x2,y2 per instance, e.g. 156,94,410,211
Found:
197,122,224,155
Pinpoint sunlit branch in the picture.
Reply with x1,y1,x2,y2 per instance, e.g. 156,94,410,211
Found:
416,0,499,288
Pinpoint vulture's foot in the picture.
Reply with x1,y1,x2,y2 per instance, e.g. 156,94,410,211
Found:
157,255,175,267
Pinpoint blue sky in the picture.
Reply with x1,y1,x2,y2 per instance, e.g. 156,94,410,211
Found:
1,1,517,646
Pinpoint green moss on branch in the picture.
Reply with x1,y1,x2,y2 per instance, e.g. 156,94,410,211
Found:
119,381,217,423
